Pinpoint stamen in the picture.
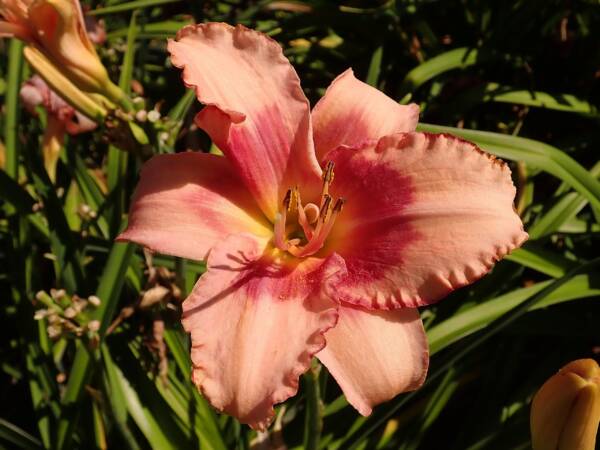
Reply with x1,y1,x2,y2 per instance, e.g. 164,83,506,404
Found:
321,161,335,200
333,197,346,213
319,195,332,221
273,189,293,250
283,188,293,211
323,161,335,184
273,212,287,250
288,199,343,258
275,166,345,257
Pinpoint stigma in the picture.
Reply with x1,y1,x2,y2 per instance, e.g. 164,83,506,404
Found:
273,161,345,258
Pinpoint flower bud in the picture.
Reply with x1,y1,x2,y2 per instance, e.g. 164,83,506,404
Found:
87,320,100,333
1,0,126,105
531,359,600,450
23,45,107,121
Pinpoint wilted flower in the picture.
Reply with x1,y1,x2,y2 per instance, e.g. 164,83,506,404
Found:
83,14,105,46
118,23,527,429
20,75,96,181
33,289,101,340
531,359,600,450
0,0,123,102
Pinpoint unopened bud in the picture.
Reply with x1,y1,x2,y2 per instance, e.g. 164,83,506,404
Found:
34,309,48,320
63,307,77,319
531,359,600,450
139,285,171,310
135,110,148,122
88,296,101,307
50,288,66,300
87,320,101,333
147,110,161,123
47,325,62,339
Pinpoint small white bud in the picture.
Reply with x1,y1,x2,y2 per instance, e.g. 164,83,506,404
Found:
47,325,61,339
87,320,101,332
88,295,101,307
34,309,48,320
147,110,161,123
63,307,77,319
50,288,66,300
135,110,148,122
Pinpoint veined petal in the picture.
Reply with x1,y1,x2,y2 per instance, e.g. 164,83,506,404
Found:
311,69,419,161
168,23,322,221
317,305,428,416
117,152,271,261
327,132,528,309
182,233,345,430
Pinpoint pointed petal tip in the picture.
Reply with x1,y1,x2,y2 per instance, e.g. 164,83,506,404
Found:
312,70,420,160
318,307,429,416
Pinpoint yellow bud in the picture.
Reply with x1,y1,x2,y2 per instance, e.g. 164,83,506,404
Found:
531,359,600,450
1,0,126,105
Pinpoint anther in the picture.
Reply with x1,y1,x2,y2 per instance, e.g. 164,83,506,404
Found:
319,195,332,221
323,161,335,184
321,161,335,199
282,188,292,209
333,197,346,213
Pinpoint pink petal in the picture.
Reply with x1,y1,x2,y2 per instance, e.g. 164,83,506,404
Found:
317,305,428,415
84,15,106,46
117,152,271,261
20,75,97,134
65,111,97,135
19,78,46,114
182,233,345,429
311,69,419,161
168,23,322,221
327,132,528,309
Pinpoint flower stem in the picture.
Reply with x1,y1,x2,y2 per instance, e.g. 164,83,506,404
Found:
303,359,322,450
174,257,187,297
4,39,24,179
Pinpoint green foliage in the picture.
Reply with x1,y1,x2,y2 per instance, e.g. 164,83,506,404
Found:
1,1,599,449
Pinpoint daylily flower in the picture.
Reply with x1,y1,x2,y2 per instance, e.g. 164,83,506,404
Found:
0,0,123,103
118,23,528,430
20,75,96,181
531,359,600,450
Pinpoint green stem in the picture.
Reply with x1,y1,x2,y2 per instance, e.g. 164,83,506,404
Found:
174,258,187,297
103,80,134,113
4,39,24,178
303,359,322,450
